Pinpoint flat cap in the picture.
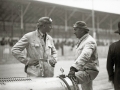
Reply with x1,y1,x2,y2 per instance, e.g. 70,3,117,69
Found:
73,21,89,32
38,17,52,25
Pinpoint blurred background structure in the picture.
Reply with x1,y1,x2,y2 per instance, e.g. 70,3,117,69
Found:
0,0,120,62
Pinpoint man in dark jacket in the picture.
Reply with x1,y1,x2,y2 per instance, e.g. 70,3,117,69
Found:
107,21,120,90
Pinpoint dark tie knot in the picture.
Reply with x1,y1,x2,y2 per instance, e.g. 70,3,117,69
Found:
42,34,45,38
42,34,46,42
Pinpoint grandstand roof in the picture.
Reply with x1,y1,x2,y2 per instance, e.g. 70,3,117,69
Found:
0,0,120,30
36,0,120,15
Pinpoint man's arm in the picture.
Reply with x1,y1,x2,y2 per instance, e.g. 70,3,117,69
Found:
106,45,114,83
11,34,29,65
51,39,57,62
72,42,96,70
48,39,57,67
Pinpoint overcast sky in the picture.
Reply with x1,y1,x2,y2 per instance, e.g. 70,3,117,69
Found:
36,0,120,14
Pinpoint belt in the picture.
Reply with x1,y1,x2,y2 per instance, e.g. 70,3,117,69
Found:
39,59,48,62
25,59,48,73
84,68,98,71
27,59,48,66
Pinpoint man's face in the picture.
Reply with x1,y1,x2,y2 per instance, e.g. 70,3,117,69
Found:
73,27,84,39
42,24,52,33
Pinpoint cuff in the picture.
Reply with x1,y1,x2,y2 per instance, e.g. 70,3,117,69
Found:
70,67,78,72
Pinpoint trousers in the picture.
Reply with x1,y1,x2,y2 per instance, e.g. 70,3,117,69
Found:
75,70,99,90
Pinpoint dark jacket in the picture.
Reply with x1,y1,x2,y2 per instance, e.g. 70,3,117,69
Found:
107,40,120,90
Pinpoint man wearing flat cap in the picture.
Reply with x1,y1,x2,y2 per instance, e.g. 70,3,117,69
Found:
107,21,120,90
68,21,99,90
11,17,57,77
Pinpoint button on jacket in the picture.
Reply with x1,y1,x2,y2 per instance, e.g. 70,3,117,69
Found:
11,30,57,77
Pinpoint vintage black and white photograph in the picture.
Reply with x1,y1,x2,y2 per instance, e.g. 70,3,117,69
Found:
0,0,120,90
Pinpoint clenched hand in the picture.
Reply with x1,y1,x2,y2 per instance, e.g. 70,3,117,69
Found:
49,56,57,67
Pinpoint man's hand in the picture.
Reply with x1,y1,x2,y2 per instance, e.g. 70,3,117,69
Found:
49,56,56,67
68,70,78,83
68,70,76,78
68,67,78,79
109,75,114,85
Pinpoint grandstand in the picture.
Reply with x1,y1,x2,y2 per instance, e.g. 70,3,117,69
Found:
0,0,120,45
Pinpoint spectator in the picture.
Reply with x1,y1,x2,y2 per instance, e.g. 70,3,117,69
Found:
55,39,60,50
8,37,14,47
60,41,64,56
0,37,6,46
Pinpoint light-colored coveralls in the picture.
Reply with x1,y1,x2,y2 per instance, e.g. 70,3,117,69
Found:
72,34,99,90
11,30,57,77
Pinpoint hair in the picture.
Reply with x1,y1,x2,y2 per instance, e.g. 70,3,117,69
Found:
37,17,52,29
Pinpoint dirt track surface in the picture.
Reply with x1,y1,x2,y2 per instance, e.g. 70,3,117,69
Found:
0,58,113,90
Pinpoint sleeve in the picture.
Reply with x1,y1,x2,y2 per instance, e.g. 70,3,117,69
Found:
11,34,29,65
106,44,114,82
72,42,96,70
51,39,57,62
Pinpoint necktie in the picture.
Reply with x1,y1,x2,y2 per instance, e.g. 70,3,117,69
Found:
43,34,46,42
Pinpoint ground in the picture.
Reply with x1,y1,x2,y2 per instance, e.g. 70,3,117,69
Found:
0,58,114,90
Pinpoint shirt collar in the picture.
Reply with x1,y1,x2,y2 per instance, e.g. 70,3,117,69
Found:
36,29,48,40
77,33,89,44
38,29,44,36
36,29,45,37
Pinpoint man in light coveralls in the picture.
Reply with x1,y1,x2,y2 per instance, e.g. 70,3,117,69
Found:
12,17,57,77
68,21,99,90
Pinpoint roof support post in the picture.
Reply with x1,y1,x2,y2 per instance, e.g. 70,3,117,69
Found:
48,6,56,17
65,10,68,32
96,17,99,42
110,19,113,42
21,4,24,36
67,9,76,21
11,6,14,38
113,17,120,25
82,14,85,21
44,7,47,16
23,2,31,16
92,0,96,39
99,14,109,24
110,19,113,33
20,2,30,36
85,14,92,22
